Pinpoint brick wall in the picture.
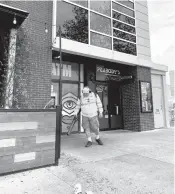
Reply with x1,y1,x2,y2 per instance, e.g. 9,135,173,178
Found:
1,1,53,108
122,66,154,131
0,110,57,175
137,66,154,131
122,66,141,131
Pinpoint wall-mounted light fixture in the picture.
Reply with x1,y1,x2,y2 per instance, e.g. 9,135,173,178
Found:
13,15,17,24
45,23,48,33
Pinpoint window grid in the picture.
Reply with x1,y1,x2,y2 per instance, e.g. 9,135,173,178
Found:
113,34,136,44
112,9,136,21
60,0,137,55
113,26,136,36
90,29,112,38
112,1,135,18
112,9,135,19
112,0,135,11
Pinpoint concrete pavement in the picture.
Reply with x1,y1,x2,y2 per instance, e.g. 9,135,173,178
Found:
0,128,174,194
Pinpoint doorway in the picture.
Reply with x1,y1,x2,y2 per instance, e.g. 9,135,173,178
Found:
108,82,123,129
152,87,164,128
96,82,123,130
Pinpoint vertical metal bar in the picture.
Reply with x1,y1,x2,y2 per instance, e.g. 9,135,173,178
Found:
88,0,90,45
55,107,60,165
78,64,81,132
59,26,62,108
111,0,113,50
58,26,62,161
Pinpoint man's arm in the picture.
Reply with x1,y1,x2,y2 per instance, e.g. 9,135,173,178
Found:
96,94,103,115
74,99,81,116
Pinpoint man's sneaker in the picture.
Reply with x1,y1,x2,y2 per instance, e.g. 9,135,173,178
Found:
85,141,92,147
96,138,103,145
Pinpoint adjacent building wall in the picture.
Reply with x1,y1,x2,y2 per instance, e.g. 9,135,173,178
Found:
135,0,151,61
1,1,53,108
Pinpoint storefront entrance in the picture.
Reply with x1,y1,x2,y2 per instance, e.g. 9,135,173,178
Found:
96,82,123,130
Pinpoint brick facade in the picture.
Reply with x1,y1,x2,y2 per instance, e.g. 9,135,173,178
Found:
122,66,154,131
0,110,57,175
2,1,53,108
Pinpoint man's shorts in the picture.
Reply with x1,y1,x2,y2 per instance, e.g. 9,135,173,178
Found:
82,116,99,130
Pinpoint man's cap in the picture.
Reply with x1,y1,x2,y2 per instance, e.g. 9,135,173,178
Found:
82,87,90,93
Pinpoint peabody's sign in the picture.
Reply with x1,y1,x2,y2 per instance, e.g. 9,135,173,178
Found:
96,65,121,81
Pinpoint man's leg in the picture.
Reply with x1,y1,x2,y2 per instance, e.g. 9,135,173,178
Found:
90,116,103,145
82,116,92,147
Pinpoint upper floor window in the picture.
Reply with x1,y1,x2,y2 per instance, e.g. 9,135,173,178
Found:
55,0,137,56
56,1,88,44
114,0,134,9
112,2,135,18
90,1,111,17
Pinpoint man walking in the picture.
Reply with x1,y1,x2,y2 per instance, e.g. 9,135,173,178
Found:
74,86,104,147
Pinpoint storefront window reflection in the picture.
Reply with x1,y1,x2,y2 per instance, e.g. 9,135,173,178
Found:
113,20,136,34
113,29,136,43
69,0,88,8
90,32,112,50
113,11,135,26
56,1,88,44
90,12,111,35
90,1,111,16
112,2,135,17
113,38,137,55
114,0,134,9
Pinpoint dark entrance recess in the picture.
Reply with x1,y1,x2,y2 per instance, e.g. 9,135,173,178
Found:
52,51,133,131
96,81,123,130
108,82,123,129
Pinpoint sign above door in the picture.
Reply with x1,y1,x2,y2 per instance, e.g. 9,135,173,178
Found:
96,65,133,82
96,65,121,81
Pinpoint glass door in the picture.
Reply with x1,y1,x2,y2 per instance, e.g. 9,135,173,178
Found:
108,82,123,129
96,83,109,130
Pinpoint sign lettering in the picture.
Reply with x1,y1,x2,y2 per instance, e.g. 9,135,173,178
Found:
96,65,121,81
63,65,71,77
96,66,120,76
52,63,72,77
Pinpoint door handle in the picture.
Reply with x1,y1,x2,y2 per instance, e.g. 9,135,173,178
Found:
116,106,119,115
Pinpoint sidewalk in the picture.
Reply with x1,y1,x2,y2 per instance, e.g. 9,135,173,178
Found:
0,128,174,194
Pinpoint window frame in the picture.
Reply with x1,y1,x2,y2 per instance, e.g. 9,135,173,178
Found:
55,0,137,55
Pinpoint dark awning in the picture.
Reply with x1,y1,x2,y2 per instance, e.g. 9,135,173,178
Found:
0,3,29,28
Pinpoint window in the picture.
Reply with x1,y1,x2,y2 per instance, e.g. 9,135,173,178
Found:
68,0,88,8
113,38,137,55
112,2,135,17
56,1,88,44
113,20,136,34
113,11,135,26
90,32,112,49
52,61,79,81
90,1,111,16
114,0,134,9
113,29,136,43
90,12,111,35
